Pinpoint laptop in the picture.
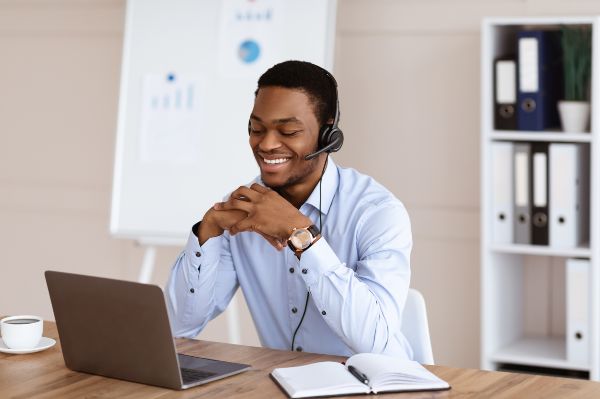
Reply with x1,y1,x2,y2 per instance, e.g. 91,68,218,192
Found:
45,270,250,390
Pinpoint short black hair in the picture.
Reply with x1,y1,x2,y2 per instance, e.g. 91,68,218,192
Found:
255,60,337,127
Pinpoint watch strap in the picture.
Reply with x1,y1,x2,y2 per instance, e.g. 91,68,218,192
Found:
307,224,320,237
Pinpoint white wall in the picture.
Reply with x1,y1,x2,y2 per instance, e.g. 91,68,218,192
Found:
2,0,600,368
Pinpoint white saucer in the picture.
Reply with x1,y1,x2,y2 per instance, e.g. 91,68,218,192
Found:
0,337,56,354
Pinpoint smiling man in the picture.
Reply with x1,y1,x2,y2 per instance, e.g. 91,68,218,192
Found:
166,60,413,359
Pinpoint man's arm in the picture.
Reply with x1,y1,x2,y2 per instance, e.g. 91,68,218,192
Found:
298,202,412,357
165,208,244,337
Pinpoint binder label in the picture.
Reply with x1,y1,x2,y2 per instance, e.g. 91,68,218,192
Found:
533,153,547,207
496,61,516,103
515,152,529,206
519,38,539,92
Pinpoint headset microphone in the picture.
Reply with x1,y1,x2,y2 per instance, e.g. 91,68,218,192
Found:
304,134,343,160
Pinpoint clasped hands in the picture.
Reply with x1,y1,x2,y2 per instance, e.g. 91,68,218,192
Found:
200,183,312,250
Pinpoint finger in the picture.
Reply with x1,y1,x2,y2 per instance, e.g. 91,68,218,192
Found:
214,198,253,213
229,218,258,235
220,210,248,229
250,183,271,194
229,186,261,202
257,232,284,251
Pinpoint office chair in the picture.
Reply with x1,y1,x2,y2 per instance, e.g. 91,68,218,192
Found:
401,288,434,364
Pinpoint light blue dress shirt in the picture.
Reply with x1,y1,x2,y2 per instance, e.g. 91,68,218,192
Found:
166,158,413,359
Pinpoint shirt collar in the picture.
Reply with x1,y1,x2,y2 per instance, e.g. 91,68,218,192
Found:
302,156,339,216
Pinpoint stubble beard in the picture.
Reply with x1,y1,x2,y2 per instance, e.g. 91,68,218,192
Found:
260,146,321,192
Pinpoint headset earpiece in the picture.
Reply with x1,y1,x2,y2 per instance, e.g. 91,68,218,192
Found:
319,125,343,154
304,67,344,160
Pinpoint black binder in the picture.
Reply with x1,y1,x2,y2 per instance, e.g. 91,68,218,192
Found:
531,142,549,245
494,58,517,130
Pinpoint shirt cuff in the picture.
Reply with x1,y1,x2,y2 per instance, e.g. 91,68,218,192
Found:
298,237,343,287
184,230,223,268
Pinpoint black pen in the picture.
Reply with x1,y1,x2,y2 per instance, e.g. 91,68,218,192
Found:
348,365,369,385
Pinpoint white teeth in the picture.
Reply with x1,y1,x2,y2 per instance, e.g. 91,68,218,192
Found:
264,158,289,164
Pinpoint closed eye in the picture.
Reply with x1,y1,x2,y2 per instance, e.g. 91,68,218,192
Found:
249,126,265,135
280,130,302,136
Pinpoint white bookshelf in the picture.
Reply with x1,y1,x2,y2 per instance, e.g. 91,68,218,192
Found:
481,17,600,380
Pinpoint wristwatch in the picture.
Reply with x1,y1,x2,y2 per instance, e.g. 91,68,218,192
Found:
287,225,320,253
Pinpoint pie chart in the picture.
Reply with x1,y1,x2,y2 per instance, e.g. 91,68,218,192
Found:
238,39,261,63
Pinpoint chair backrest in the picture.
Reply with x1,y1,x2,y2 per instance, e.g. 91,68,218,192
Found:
401,288,434,364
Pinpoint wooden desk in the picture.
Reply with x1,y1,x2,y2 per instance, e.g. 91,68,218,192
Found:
1,321,600,398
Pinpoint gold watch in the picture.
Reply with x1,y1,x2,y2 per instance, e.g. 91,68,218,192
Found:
287,225,320,253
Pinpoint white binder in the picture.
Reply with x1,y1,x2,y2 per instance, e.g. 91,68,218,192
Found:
491,142,514,244
566,258,590,368
549,144,589,248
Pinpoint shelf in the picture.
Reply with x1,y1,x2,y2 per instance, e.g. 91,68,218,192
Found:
489,244,591,257
489,131,592,143
491,337,589,371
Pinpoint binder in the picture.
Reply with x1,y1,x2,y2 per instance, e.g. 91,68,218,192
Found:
549,144,590,248
531,143,549,245
494,59,517,130
517,30,563,131
513,143,531,244
566,258,590,368
491,142,514,244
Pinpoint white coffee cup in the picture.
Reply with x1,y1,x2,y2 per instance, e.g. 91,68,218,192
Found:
0,315,43,349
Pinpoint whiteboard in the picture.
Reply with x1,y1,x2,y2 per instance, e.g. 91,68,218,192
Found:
111,0,337,243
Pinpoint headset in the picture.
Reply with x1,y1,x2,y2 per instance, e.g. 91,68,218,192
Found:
304,68,344,160
248,66,344,161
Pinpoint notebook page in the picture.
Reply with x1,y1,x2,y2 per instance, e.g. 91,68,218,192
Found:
272,361,369,398
346,353,448,392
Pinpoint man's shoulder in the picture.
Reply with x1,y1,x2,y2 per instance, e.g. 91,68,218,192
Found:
335,164,401,207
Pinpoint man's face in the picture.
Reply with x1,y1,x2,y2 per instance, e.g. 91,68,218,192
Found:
249,86,321,190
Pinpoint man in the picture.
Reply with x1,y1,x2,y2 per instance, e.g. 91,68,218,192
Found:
166,60,413,359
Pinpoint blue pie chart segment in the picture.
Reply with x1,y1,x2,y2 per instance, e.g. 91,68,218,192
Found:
239,40,261,64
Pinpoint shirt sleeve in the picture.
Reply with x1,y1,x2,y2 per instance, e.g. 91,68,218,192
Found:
297,201,413,358
165,228,238,338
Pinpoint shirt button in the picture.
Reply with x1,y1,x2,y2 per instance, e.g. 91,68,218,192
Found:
289,267,295,274
301,269,308,274
190,288,195,293
291,307,298,313
195,252,201,257
296,347,303,352
321,310,326,315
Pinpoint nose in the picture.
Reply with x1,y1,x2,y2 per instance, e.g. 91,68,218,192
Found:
257,130,282,152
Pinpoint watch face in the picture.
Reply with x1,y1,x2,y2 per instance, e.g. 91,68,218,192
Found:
290,228,313,250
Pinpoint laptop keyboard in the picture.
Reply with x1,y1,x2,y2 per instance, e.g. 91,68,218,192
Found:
181,367,217,385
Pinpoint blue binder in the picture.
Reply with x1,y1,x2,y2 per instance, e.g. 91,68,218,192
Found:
517,30,563,131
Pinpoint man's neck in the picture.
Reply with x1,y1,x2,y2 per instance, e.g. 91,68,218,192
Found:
278,181,319,209
278,157,328,209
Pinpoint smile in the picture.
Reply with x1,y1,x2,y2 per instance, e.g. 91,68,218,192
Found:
263,158,290,164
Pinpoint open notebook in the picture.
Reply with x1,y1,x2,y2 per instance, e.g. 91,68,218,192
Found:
271,353,450,398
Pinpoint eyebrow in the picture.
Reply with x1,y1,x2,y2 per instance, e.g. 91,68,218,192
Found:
250,114,303,125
